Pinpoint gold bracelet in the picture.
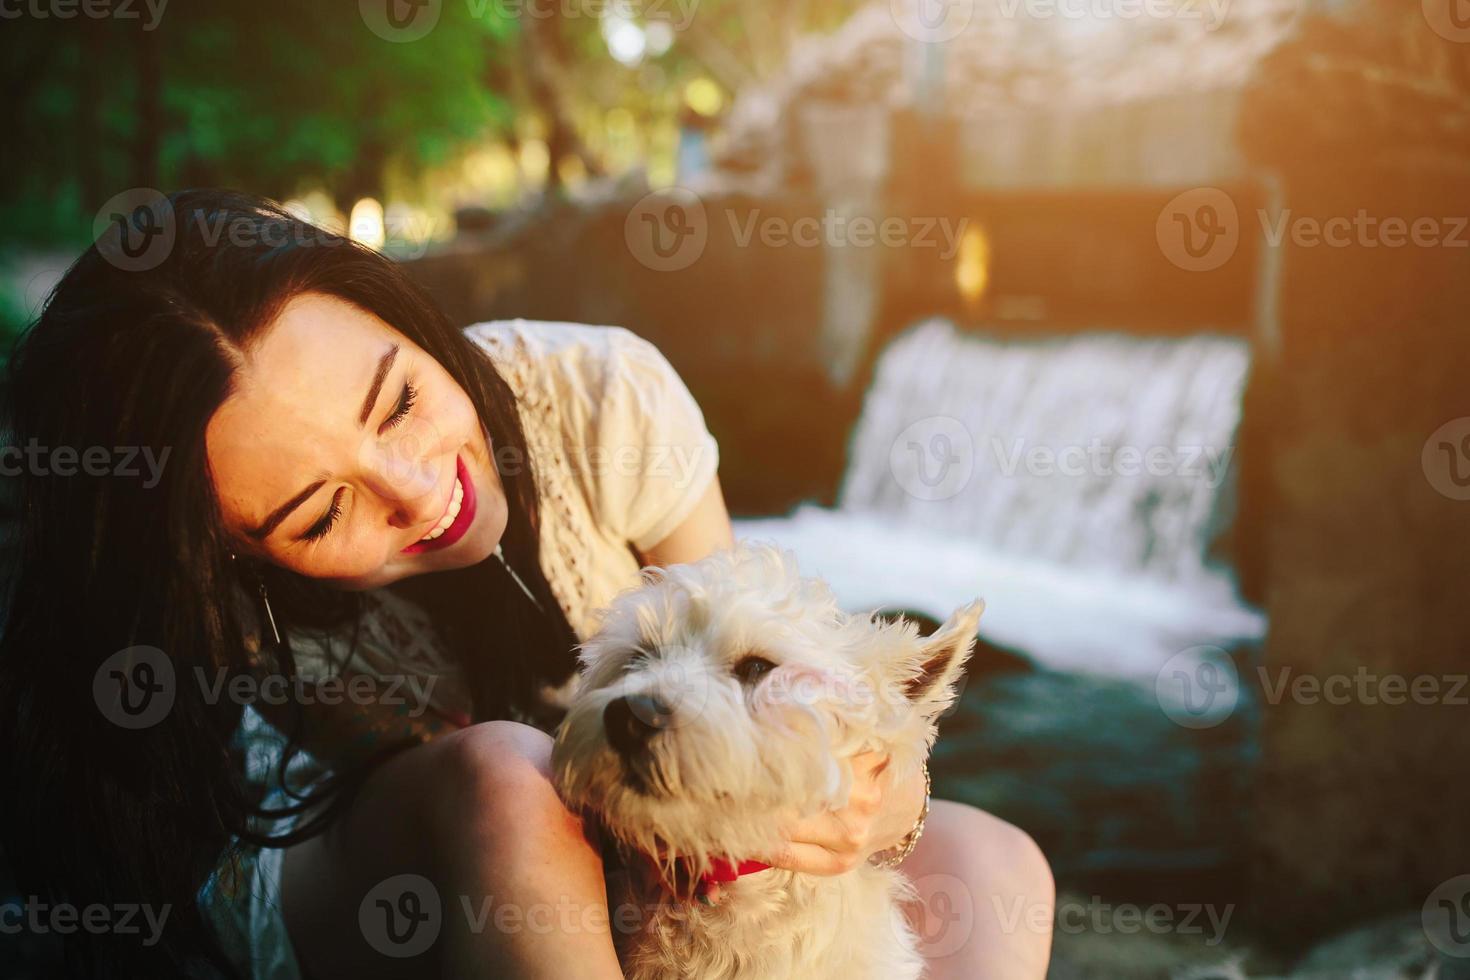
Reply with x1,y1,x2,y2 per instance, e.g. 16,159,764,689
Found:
869,763,931,870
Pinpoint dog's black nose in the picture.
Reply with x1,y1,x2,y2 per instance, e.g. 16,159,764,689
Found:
604,693,671,757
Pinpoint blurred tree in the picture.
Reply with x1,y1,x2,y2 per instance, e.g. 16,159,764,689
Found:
0,0,517,247
526,0,867,185
0,0,871,255
521,4,605,192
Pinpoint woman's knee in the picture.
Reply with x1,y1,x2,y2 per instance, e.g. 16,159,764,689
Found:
910,803,1053,977
434,721,554,810
929,801,1054,910
982,809,1053,908
445,718,553,775
426,721,591,861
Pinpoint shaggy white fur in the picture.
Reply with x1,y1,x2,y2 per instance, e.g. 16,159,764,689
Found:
551,543,984,980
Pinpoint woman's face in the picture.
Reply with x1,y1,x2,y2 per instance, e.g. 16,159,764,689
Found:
207,292,509,590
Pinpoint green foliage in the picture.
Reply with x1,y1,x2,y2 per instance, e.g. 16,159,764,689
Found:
1,2,519,246
0,0,870,251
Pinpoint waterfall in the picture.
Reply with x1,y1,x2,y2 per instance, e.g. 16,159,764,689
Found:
839,319,1252,584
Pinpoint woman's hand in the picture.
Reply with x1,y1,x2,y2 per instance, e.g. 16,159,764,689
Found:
768,751,927,876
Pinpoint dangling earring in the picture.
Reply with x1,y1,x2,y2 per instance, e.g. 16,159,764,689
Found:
257,580,282,647
230,550,282,647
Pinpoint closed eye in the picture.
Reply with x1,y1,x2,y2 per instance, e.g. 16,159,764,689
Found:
380,380,417,432
301,487,345,542
732,654,777,685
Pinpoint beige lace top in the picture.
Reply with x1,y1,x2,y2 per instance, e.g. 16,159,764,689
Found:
272,319,720,752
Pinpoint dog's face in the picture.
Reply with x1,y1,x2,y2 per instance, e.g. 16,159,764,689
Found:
551,544,983,874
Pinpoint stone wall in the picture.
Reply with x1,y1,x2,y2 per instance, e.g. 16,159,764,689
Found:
1248,170,1470,942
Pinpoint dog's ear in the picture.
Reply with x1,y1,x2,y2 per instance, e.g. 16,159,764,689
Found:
898,600,984,717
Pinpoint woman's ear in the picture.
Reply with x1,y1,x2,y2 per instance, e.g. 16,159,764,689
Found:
899,599,984,718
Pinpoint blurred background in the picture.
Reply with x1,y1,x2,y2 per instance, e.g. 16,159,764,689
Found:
3,0,1470,976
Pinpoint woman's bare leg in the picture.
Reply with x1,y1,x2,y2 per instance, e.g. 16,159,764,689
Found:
280,721,624,980
900,800,1055,980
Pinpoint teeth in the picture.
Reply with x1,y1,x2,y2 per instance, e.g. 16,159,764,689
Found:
419,478,464,542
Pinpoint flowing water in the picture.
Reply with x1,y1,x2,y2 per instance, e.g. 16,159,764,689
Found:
839,319,1253,585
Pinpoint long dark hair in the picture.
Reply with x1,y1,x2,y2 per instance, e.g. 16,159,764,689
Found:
0,190,580,975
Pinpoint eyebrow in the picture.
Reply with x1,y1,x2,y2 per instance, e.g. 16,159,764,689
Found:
358,344,399,426
246,343,398,541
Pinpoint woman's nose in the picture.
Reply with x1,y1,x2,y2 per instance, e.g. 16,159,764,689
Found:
358,424,448,526
379,475,445,529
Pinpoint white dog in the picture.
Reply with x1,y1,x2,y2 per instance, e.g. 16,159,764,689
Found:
551,544,984,980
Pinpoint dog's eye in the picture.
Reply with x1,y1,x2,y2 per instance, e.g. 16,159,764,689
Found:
732,655,777,685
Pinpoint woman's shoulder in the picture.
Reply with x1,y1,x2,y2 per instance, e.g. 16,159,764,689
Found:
462,318,697,433
463,318,718,553
463,318,652,377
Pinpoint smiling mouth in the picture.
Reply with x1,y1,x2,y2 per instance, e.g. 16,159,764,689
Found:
402,455,476,554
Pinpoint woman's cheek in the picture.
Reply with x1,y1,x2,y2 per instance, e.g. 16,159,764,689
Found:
283,527,394,588
437,390,481,453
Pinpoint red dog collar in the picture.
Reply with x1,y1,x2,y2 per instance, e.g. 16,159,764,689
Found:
695,857,771,901
701,857,772,885
639,852,772,902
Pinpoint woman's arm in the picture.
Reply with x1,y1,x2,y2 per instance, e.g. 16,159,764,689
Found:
635,475,734,566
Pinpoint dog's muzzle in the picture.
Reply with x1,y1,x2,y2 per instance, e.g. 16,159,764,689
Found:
603,693,677,794
603,693,674,758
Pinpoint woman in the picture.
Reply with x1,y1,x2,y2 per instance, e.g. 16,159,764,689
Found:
0,190,1052,978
